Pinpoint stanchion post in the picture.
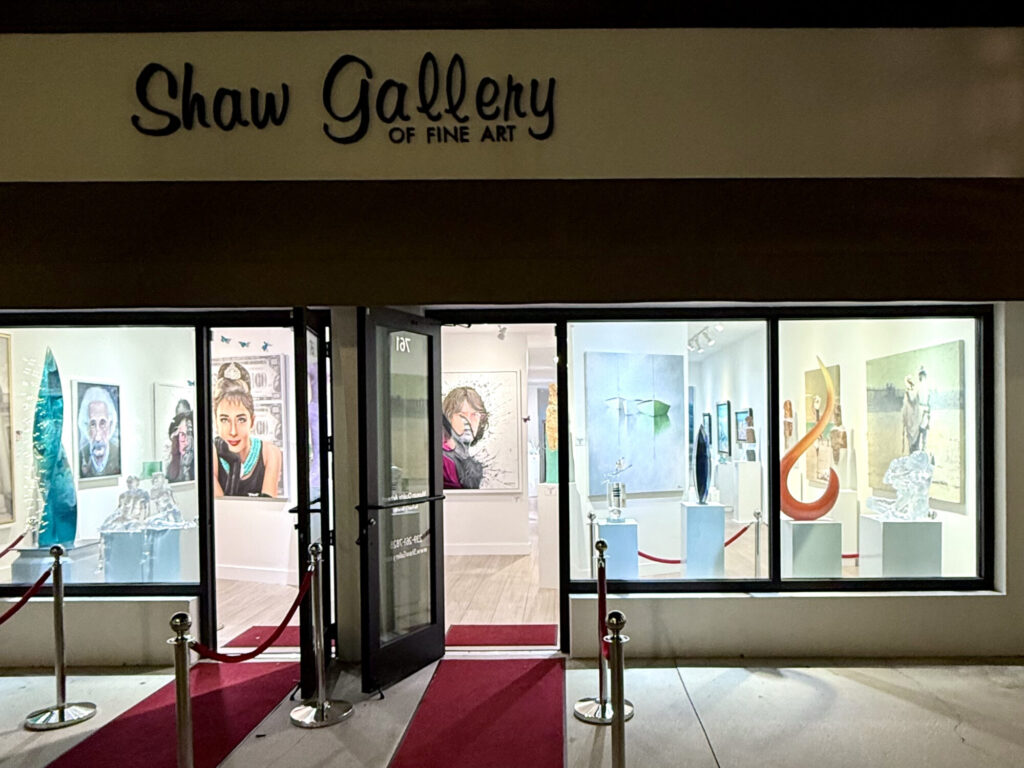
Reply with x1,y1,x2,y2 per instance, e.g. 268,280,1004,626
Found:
168,612,194,768
574,539,634,725
290,542,354,728
24,545,97,731
606,610,630,768
753,509,762,578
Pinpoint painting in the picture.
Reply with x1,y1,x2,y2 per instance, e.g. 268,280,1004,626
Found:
805,364,841,487
735,408,752,444
442,370,522,492
74,381,121,480
211,354,288,498
0,334,12,524
866,340,965,506
154,382,196,484
583,352,686,494
716,401,731,456
702,412,712,443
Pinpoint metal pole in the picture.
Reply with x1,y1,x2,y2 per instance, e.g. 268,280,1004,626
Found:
24,545,97,731
587,510,596,578
290,542,354,728
168,612,194,768
753,509,762,578
606,610,630,768
574,540,633,725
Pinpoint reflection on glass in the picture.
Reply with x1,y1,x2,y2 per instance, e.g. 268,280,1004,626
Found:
567,320,769,582
378,501,431,643
377,328,430,501
306,329,322,504
778,318,977,579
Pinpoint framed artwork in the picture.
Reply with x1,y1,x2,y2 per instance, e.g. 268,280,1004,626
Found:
442,370,522,492
735,408,752,444
583,351,686,494
866,340,965,506
716,400,731,456
74,380,122,480
211,354,288,498
153,382,196,484
702,412,712,441
0,334,13,524
805,363,841,487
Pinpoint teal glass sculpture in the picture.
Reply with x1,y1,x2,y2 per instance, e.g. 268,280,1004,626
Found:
34,348,78,547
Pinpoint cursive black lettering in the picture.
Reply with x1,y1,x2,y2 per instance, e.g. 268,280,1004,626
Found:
528,78,556,140
322,54,373,144
417,52,442,121
444,54,469,123
250,85,289,128
181,63,210,130
131,63,181,136
475,77,500,120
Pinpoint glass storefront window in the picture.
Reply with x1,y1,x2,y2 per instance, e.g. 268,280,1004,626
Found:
778,316,979,580
0,326,199,586
568,320,769,582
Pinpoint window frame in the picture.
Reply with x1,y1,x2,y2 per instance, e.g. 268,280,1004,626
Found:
427,304,995,597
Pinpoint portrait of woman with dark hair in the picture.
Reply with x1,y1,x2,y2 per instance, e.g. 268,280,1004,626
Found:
212,361,282,497
165,399,195,483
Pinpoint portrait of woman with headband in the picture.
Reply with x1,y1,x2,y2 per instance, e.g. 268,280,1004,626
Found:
212,362,283,497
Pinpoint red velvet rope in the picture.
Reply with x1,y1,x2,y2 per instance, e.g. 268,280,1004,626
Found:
0,566,52,628
191,569,313,663
637,523,753,565
842,553,859,559
597,559,609,659
0,532,26,560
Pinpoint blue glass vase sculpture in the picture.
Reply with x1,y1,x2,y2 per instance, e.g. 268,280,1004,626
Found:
33,348,78,547
695,424,712,504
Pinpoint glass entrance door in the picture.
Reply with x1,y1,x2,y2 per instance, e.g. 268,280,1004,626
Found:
293,308,335,698
358,308,445,693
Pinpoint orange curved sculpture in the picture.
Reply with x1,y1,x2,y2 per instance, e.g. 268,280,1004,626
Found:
780,357,839,520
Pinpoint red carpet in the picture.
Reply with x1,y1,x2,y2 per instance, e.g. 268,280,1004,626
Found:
225,624,301,647
390,658,564,768
48,662,298,768
445,623,558,646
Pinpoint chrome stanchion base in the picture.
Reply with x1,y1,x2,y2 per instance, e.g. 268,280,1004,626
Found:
573,697,634,724
289,699,354,728
24,702,97,731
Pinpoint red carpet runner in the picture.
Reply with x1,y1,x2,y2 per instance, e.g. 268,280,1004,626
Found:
390,658,564,768
48,662,298,768
225,624,301,648
445,623,558,646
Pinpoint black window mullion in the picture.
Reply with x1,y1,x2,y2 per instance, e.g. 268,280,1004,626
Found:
767,317,781,587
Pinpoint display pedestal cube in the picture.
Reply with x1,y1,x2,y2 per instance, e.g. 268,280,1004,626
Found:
781,519,841,578
859,514,942,577
680,502,725,578
11,540,101,584
537,483,559,589
597,519,639,579
101,529,186,582
719,461,762,522
832,489,859,556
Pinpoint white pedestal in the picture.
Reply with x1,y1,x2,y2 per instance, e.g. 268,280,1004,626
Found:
781,519,842,578
832,489,859,556
718,461,762,522
597,519,639,580
680,502,725,578
859,514,943,577
537,483,559,589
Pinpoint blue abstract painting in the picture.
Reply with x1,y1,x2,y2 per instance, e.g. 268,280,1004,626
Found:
584,352,686,495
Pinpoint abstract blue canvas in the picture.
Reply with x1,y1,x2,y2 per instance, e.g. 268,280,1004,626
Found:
584,351,686,495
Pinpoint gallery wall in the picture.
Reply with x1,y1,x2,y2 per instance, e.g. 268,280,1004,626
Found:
0,325,199,581
441,327,530,555
778,317,978,577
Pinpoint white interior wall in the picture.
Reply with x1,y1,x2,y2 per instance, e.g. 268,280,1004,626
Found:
442,327,530,555
778,317,978,576
211,326,300,586
0,326,199,582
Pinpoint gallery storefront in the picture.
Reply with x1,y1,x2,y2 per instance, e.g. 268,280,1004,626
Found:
1,18,1023,690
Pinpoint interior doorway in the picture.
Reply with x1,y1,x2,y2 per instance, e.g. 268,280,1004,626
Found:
441,323,560,646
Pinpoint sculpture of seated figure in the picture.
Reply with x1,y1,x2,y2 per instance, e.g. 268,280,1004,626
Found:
149,472,189,527
866,450,934,521
101,475,151,532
